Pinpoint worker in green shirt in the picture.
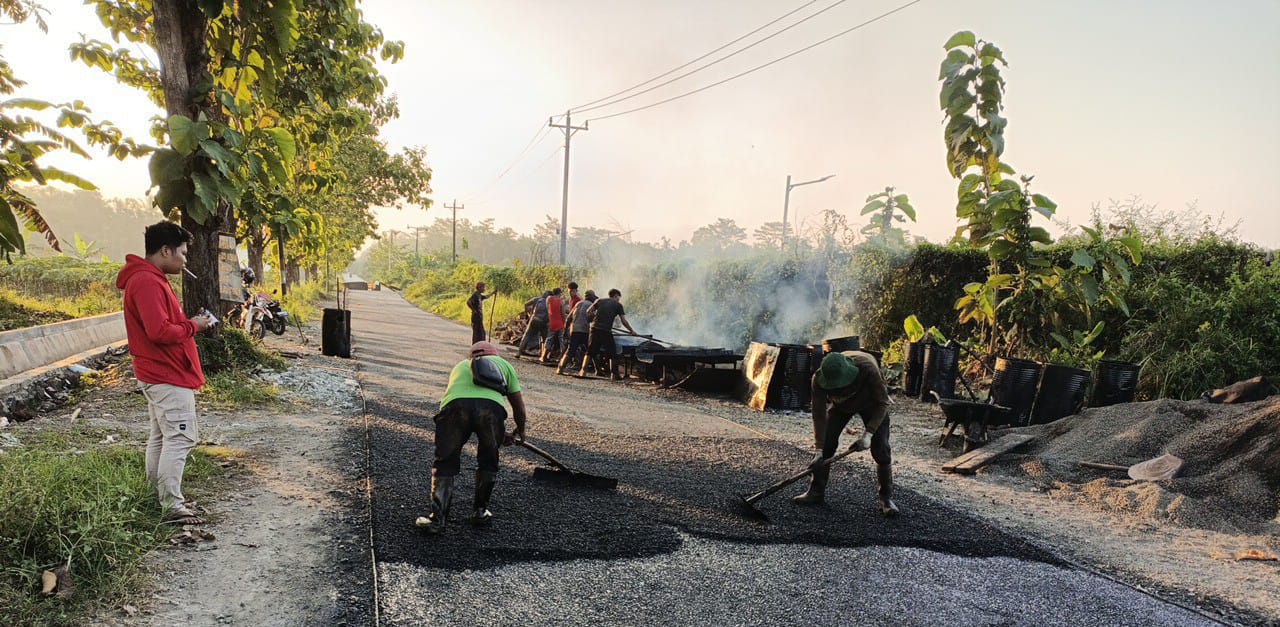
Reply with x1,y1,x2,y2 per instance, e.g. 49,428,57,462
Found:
416,341,528,534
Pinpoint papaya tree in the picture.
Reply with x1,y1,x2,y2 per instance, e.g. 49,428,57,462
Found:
860,186,916,247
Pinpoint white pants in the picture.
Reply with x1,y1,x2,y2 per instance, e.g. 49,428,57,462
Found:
139,382,200,513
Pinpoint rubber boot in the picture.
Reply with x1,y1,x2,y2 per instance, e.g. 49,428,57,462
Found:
791,465,829,505
877,464,900,517
470,471,497,527
416,475,453,534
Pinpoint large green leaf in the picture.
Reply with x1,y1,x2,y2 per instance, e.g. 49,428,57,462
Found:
191,171,219,217
148,149,186,186
154,180,193,213
1031,193,1057,211
168,115,199,155
0,197,25,255
896,198,916,221
903,315,925,342
945,91,975,118
1070,249,1096,269
1080,275,1100,304
264,127,297,163
1028,226,1053,244
261,149,288,185
0,98,55,111
938,49,971,80
861,199,886,215
198,139,238,177
1118,235,1143,263
943,31,976,50
978,42,1006,65
269,0,300,53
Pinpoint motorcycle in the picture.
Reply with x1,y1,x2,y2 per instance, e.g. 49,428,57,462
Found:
243,290,289,339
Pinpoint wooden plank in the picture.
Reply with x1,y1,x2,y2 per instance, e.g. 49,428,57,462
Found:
942,434,1035,475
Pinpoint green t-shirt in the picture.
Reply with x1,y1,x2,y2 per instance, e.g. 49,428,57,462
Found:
440,356,521,410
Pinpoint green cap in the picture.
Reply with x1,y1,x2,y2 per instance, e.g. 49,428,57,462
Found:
815,352,858,390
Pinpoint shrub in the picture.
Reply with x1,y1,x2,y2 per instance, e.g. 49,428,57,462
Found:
194,328,286,374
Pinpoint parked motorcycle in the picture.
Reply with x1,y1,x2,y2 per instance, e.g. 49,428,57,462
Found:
243,290,288,339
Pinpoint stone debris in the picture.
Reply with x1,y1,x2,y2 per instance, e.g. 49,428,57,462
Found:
256,367,359,412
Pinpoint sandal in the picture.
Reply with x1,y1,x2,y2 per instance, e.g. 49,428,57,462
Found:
162,507,208,525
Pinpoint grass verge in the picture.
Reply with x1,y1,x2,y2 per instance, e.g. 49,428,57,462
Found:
0,430,223,627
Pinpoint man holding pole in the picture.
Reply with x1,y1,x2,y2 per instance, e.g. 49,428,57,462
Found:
466,281,490,343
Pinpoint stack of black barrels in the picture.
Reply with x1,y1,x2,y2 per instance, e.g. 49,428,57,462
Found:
901,341,1141,426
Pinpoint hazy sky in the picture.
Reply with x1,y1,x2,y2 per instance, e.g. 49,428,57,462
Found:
9,0,1280,249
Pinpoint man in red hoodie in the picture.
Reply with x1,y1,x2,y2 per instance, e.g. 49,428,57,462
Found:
116,221,216,524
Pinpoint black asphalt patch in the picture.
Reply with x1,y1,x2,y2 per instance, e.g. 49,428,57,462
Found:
366,399,1061,571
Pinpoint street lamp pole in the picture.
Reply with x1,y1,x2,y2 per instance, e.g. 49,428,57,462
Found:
780,173,835,251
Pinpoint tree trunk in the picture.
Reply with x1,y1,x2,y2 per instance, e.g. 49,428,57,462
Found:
247,228,265,280
153,1,221,318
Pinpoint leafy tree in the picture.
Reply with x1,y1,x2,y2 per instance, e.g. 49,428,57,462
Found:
753,221,785,249
691,218,746,251
859,186,916,247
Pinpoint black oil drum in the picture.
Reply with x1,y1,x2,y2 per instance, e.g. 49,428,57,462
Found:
822,335,860,354
902,341,925,396
1031,364,1090,424
1091,360,1141,407
919,342,960,403
322,308,352,358
990,357,1041,426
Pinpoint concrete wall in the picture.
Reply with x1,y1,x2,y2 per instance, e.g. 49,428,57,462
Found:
0,312,126,379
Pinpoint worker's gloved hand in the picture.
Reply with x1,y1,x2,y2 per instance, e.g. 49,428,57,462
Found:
808,453,832,470
503,426,525,446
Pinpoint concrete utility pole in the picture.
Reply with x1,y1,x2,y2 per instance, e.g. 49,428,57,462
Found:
411,226,430,266
549,110,588,265
444,200,464,263
780,174,836,251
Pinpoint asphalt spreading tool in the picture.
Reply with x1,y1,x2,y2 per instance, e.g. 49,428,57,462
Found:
515,439,618,490
731,441,863,523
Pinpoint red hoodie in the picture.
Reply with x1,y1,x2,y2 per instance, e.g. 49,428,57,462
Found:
115,254,205,389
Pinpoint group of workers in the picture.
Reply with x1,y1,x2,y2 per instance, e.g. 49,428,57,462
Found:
427,281,899,532
467,281,638,381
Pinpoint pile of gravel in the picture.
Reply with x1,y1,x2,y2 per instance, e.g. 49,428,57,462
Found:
257,367,360,412
1003,397,1280,535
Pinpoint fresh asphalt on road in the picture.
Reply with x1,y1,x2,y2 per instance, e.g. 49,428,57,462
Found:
349,289,1217,627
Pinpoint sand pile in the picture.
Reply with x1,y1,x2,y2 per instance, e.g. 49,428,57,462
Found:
998,397,1280,535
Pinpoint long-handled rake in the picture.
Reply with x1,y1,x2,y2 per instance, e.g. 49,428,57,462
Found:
730,442,863,523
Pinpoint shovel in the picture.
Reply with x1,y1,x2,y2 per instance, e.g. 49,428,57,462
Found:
515,439,618,490
730,441,863,523
1078,453,1184,481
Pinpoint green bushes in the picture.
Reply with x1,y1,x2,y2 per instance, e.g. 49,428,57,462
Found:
0,257,123,301
402,260,577,325
1120,260,1280,399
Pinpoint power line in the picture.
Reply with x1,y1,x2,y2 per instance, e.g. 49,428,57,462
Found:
464,122,556,200
573,0,849,116
569,0,823,112
585,0,926,124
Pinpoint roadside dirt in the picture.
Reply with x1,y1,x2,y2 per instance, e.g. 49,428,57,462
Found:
8,322,373,626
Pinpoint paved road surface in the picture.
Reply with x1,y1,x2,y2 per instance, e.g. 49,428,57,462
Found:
350,289,1216,626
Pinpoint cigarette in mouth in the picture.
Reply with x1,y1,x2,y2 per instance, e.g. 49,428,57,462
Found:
183,267,198,279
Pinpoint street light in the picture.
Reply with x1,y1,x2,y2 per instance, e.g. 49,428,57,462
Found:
781,174,835,251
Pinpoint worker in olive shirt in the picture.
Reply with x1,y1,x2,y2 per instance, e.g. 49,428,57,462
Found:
794,350,899,517
417,341,528,533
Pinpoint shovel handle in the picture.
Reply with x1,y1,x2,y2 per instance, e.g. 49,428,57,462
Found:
515,439,572,473
743,443,862,505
